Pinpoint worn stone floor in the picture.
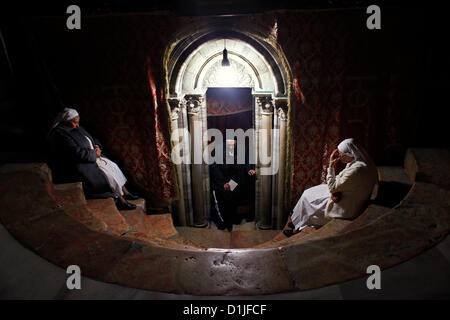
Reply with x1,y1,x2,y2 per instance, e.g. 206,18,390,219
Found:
1,222,449,300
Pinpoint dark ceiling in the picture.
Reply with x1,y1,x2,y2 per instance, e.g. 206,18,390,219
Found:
4,0,411,17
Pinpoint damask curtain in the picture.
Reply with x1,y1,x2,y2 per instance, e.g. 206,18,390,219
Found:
276,11,346,208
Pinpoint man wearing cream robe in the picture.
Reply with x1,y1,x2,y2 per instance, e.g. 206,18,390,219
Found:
284,138,378,237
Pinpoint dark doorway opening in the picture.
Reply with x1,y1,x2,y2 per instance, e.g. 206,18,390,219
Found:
206,87,253,134
206,87,255,230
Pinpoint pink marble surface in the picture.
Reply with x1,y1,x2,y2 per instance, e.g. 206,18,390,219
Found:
120,211,178,239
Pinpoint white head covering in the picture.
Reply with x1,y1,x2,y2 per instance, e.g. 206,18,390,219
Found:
337,138,378,187
50,107,79,130
337,138,369,165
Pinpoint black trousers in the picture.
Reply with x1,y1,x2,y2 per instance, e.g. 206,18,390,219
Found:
212,179,255,229
212,187,236,230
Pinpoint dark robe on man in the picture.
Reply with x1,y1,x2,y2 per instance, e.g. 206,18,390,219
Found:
48,125,115,199
209,144,255,230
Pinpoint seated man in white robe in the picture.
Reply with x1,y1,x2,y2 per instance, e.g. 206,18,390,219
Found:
283,138,378,237
48,108,139,210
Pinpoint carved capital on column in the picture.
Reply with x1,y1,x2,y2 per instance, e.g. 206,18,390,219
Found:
184,94,204,115
275,98,288,121
168,98,182,121
277,107,288,121
255,95,273,114
171,108,181,121
168,97,181,109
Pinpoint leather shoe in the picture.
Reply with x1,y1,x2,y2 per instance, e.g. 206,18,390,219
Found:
216,224,226,231
116,201,136,211
283,229,294,237
283,229,301,238
124,192,139,200
288,222,295,229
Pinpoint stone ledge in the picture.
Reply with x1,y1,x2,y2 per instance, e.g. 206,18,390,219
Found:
102,246,295,296
1,161,449,295
405,148,450,189
230,230,281,248
174,227,280,249
175,227,231,248
338,204,390,234
377,166,412,185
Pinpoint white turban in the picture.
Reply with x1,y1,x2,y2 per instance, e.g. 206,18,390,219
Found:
337,138,368,164
50,107,79,130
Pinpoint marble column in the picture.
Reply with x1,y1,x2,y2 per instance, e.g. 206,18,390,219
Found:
255,95,273,230
185,94,208,227
168,98,187,226
275,99,288,229
179,98,194,226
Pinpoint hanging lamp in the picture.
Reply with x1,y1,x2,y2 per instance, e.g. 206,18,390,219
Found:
221,39,230,67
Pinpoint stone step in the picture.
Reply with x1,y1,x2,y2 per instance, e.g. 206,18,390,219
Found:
119,211,178,239
293,219,352,243
86,198,130,236
118,230,203,250
84,199,194,248
53,182,86,208
53,183,108,233
55,186,178,242
255,219,353,248
54,186,153,238
0,163,134,278
128,198,146,212
252,226,316,248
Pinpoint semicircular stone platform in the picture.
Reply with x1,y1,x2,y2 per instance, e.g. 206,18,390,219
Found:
0,148,449,296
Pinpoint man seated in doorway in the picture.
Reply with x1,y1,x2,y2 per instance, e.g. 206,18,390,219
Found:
47,107,139,210
210,138,255,231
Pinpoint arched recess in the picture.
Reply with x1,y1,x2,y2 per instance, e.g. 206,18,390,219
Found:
166,27,292,230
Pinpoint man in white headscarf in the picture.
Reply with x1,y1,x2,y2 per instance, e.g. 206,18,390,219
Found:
283,138,378,237
48,108,139,210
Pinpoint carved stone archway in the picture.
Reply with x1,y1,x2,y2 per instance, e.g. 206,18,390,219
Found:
167,29,291,229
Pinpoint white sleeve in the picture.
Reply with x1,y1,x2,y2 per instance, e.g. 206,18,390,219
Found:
327,165,359,193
